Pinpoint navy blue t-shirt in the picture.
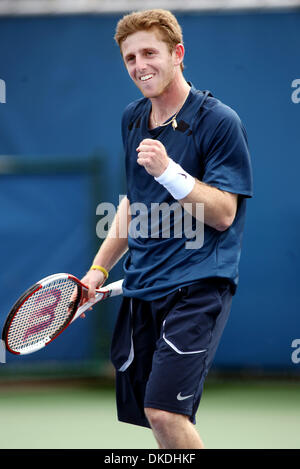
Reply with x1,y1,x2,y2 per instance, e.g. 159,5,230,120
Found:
121,85,253,300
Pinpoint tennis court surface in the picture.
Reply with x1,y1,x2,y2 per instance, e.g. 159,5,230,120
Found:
0,377,299,449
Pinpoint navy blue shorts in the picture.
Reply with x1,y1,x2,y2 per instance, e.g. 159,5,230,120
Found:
110,278,232,428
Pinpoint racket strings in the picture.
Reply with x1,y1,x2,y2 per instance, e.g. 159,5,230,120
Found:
7,278,80,352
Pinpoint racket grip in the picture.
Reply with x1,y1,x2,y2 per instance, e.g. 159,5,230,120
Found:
101,279,124,297
71,279,124,322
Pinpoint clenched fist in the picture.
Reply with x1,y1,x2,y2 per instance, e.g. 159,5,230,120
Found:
136,139,169,177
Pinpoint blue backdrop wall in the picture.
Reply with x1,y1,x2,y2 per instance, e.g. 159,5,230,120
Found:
0,9,299,374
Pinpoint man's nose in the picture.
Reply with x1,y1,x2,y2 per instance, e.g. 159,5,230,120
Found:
135,55,147,72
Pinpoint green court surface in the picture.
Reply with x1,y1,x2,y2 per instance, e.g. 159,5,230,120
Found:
0,378,299,449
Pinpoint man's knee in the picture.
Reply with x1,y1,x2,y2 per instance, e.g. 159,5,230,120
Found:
144,407,187,432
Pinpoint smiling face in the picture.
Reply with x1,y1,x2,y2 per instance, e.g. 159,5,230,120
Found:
121,28,182,99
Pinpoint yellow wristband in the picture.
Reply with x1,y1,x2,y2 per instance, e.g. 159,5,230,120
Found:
90,265,109,279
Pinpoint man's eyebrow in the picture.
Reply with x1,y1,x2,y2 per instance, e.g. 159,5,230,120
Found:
142,47,159,53
124,47,159,60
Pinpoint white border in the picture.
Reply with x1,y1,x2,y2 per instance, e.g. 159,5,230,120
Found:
0,0,299,16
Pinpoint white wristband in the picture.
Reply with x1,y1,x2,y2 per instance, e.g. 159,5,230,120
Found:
155,158,195,200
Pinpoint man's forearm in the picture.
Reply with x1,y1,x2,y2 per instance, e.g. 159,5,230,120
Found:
180,179,238,232
92,196,130,272
135,140,238,232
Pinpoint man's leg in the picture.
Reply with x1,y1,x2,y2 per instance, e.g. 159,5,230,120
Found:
145,407,204,449
144,280,232,449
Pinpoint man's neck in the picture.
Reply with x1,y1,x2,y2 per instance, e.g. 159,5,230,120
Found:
150,76,191,126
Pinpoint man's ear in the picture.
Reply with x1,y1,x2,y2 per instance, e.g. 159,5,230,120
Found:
174,43,185,67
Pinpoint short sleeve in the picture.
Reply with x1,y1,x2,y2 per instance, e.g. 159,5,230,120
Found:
200,106,253,198
121,98,146,149
121,102,135,148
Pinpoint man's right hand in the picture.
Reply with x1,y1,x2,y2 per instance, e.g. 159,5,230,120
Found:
68,269,106,319
78,269,107,317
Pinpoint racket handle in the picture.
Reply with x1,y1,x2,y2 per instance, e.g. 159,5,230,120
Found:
100,279,124,297
72,279,124,322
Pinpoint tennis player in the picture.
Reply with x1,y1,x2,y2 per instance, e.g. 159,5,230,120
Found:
81,9,253,449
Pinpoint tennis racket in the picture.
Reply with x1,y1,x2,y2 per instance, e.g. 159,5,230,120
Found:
2,273,123,356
